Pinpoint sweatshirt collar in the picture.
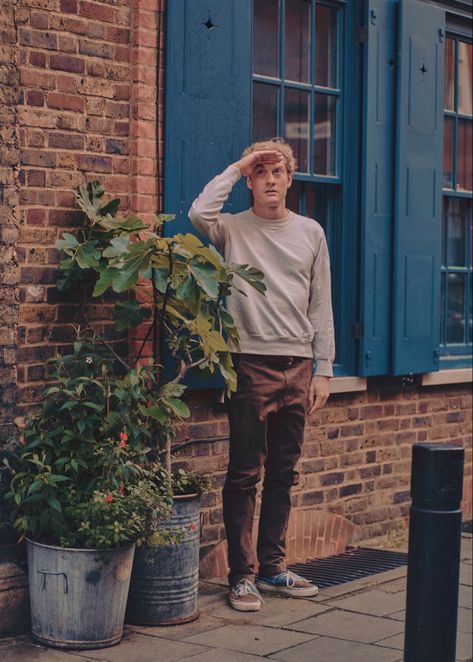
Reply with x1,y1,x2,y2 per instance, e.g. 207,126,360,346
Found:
247,208,294,229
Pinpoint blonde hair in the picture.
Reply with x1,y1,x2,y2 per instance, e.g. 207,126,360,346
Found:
242,137,297,175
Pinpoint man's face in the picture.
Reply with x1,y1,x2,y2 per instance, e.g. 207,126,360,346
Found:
247,159,292,209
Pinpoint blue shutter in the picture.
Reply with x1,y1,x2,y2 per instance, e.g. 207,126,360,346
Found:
164,1,252,230
392,0,445,375
163,1,252,387
359,0,397,376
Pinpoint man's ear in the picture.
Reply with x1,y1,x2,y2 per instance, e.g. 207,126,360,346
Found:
246,176,253,191
287,174,293,189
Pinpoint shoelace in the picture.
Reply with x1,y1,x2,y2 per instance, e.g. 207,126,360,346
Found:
277,570,304,587
233,579,264,602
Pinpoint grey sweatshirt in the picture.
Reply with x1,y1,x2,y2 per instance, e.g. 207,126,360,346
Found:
188,165,335,377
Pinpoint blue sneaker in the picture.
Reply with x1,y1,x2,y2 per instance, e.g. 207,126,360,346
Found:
256,570,318,597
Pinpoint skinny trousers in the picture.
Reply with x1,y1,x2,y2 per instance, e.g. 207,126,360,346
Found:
222,355,312,586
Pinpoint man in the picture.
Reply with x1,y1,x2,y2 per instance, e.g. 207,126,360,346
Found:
189,138,335,612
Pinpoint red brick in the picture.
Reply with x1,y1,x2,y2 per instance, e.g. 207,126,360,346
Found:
21,69,56,89
106,26,130,44
57,75,78,94
47,93,85,113
30,11,49,29
27,90,44,107
49,132,85,150
79,39,114,59
20,29,57,50
21,149,56,168
50,54,85,73
79,1,117,23
27,170,46,187
60,0,78,12
29,51,47,67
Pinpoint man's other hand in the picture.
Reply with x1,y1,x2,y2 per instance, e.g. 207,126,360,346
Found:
308,375,330,414
234,150,284,178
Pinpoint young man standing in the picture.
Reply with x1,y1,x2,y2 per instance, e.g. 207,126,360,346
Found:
189,139,335,612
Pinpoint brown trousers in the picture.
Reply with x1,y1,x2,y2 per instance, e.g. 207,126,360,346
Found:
223,354,312,586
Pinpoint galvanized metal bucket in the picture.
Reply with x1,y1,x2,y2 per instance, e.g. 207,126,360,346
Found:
26,539,134,649
126,494,200,625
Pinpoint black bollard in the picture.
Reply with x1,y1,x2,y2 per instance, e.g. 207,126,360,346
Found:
404,443,464,662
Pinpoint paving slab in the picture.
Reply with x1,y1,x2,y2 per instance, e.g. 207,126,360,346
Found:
128,616,227,642
0,641,89,662
269,636,402,662
71,632,207,662
457,606,473,634
460,562,472,586
179,651,268,662
183,624,316,656
326,589,406,616
460,534,472,561
286,609,404,643
456,629,473,661
459,585,472,609
376,577,407,594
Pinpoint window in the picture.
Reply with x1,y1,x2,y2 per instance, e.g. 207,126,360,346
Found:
441,36,472,363
252,0,354,374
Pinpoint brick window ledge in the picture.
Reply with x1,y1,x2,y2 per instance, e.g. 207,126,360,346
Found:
330,377,367,393
422,368,473,386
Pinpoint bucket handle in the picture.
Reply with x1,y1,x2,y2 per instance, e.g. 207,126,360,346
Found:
37,569,68,594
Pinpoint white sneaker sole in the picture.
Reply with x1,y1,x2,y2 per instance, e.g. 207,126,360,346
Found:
256,581,318,598
228,597,262,612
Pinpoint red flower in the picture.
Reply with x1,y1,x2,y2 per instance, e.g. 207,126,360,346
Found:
119,440,126,448
119,432,128,442
190,522,197,531
104,494,113,503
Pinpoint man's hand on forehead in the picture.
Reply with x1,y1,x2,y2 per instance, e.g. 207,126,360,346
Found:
234,150,285,178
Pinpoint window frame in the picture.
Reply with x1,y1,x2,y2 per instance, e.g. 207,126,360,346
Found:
440,28,472,369
250,0,360,377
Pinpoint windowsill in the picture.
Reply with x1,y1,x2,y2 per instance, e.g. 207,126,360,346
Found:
422,368,473,386
330,376,367,394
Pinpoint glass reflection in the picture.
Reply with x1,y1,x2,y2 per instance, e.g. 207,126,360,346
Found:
253,0,279,77
458,41,472,116
457,120,472,191
284,88,309,172
447,273,465,343
443,116,454,189
285,180,303,214
447,198,467,266
285,0,310,83
314,94,336,175
315,4,338,88
252,83,278,142
444,38,455,111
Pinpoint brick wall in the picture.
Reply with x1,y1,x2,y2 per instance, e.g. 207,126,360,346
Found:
175,381,472,571
0,0,164,429
0,1,471,567
0,0,21,441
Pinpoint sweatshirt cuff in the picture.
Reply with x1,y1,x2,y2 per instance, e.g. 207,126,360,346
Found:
312,359,333,378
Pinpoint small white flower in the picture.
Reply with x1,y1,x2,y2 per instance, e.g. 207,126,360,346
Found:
85,356,93,364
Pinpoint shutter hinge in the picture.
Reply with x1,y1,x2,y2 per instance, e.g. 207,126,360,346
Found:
439,28,445,43
370,9,377,25
357,26,369,43
433,348,440,364
350,321,364,340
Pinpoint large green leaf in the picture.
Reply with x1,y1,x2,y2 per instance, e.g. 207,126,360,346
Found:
189,262,220,299
75,241,101,269
110,239,155,292
114,300,151,331
230,263,267,295
93,268,117,296
102,235,129,258
175,274,201,314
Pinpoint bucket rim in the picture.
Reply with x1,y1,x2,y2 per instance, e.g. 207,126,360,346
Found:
25,538,135,554
172,493,200,501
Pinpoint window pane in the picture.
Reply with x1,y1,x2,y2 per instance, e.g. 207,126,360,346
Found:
447,273,465,343
285,0,310,83
442,198,447,266
284,88,309,172
447,198,467,266
457,120,472,191
253,0,279,77
440,273,446,344
443,116,454,188
315,3,338,87
286,180,303,214
458,41,472,116
314,94,336,175
444,38,455,111
252,83,278,142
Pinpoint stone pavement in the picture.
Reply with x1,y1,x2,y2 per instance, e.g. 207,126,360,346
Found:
1,534,471,662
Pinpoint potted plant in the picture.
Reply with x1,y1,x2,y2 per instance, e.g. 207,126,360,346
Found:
52,182,266,625
6,339,180,649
